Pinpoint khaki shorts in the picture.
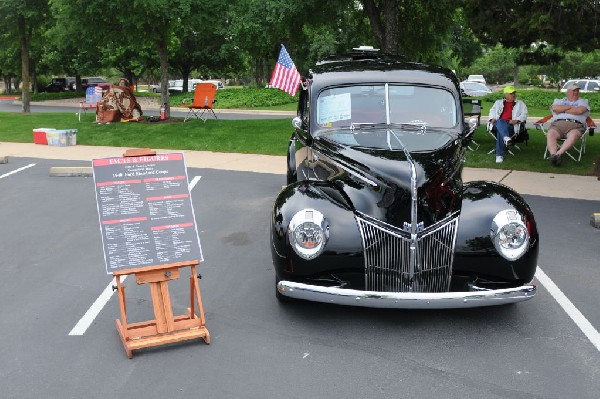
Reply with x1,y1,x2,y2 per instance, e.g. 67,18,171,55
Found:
548,119,585,139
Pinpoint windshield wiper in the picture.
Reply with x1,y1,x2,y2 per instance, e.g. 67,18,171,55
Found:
350,122,388,131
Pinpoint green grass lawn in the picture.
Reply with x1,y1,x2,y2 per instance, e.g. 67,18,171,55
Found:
465,124,598,175
0,112,293,156
1,108,598,176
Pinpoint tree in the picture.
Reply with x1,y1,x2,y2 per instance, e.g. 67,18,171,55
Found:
170,0,233,92
0,0,51,112
49,0,205,117
0,32,21,93
460,0,600,85
466,45,517,85
361,0,458,62
460,0,599,52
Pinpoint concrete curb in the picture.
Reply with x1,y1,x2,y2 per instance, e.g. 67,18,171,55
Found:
49,166,93,177
2,141,599,200
591,213,600,229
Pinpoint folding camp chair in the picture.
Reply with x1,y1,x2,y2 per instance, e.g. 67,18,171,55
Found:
462,99,482,151
78,86,103,121
182,82,218,122
534,115,596,162
486,120,529,156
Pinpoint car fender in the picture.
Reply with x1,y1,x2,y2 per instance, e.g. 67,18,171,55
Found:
454,181,538,282
271,180,363,279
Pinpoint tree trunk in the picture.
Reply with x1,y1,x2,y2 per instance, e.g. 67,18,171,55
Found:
362,0,399,54
31,59,38,93
18,14,30,113
380,0,399,53
254,57,261,87
3,76,12,94
157,37,170,117
513,63,519,87
75,75,82,91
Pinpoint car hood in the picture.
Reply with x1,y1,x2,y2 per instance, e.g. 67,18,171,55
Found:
312,135,464,230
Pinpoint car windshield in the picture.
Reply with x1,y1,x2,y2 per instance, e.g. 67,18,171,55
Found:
314,84,459,152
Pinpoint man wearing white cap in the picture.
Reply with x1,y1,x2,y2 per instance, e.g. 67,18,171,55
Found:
546,82,590,166
488,85,528,163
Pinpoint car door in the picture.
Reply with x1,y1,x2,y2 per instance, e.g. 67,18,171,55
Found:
585,80,599,92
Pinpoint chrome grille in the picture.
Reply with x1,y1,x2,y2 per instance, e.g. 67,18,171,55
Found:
356,213,459,293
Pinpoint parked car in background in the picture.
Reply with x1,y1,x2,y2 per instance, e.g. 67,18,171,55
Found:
69,77,110,91
467,74,486,84
271,48,539,309
202,80,225,89
151,80,176,93
43,77,75,92
560,79,600,93
460,81,492,97
168,79,203,93
84,77,111,91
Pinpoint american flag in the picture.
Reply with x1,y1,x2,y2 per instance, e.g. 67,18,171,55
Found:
269,44,301,96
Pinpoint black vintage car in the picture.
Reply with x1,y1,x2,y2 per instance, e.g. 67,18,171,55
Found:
270,48,539,309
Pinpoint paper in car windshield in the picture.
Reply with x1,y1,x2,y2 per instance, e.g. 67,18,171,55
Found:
317,92,351,124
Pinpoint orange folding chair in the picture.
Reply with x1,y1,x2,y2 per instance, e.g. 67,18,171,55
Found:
534,115,596,162
182,82,218,122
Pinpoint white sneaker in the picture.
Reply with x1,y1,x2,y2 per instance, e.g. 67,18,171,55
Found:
503,137,512,146
496,156,504,163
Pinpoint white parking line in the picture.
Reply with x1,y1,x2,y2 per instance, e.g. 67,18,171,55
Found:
68,175,202,336
0,163,36,179
536,267,600,352
69,275,126,336
189,175,202,190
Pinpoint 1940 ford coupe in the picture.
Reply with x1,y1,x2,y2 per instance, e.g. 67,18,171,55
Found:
270,48,538,308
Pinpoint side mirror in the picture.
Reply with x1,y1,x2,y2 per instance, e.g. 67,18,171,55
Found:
292,116,303,130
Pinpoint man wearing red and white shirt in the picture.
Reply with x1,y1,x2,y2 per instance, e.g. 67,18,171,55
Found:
488,85,528,163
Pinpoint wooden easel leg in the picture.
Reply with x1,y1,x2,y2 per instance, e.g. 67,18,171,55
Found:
116,275,127,325
190,266,210,344
149,281,175,333
115,276,133,358
115,319,133,359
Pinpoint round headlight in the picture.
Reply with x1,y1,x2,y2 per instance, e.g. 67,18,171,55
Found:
288,209,329,260
490,209,530,261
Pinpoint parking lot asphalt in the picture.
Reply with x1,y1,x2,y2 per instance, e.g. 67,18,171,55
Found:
1,141,600,201
1,146,599,398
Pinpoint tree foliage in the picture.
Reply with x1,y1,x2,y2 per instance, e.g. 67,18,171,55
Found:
1,0,599,114
460,0,599,51
361,0,457,62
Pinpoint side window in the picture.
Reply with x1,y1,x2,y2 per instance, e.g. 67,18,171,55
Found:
586,81,599,92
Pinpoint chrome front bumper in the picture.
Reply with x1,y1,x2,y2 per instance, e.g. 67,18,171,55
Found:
277,281,536,309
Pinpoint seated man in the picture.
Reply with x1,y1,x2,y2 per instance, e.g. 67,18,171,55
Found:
488,85,528,163
546,82,591,166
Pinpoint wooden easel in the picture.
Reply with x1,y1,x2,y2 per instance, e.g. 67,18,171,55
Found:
112,148,209,358
113,261,210,358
